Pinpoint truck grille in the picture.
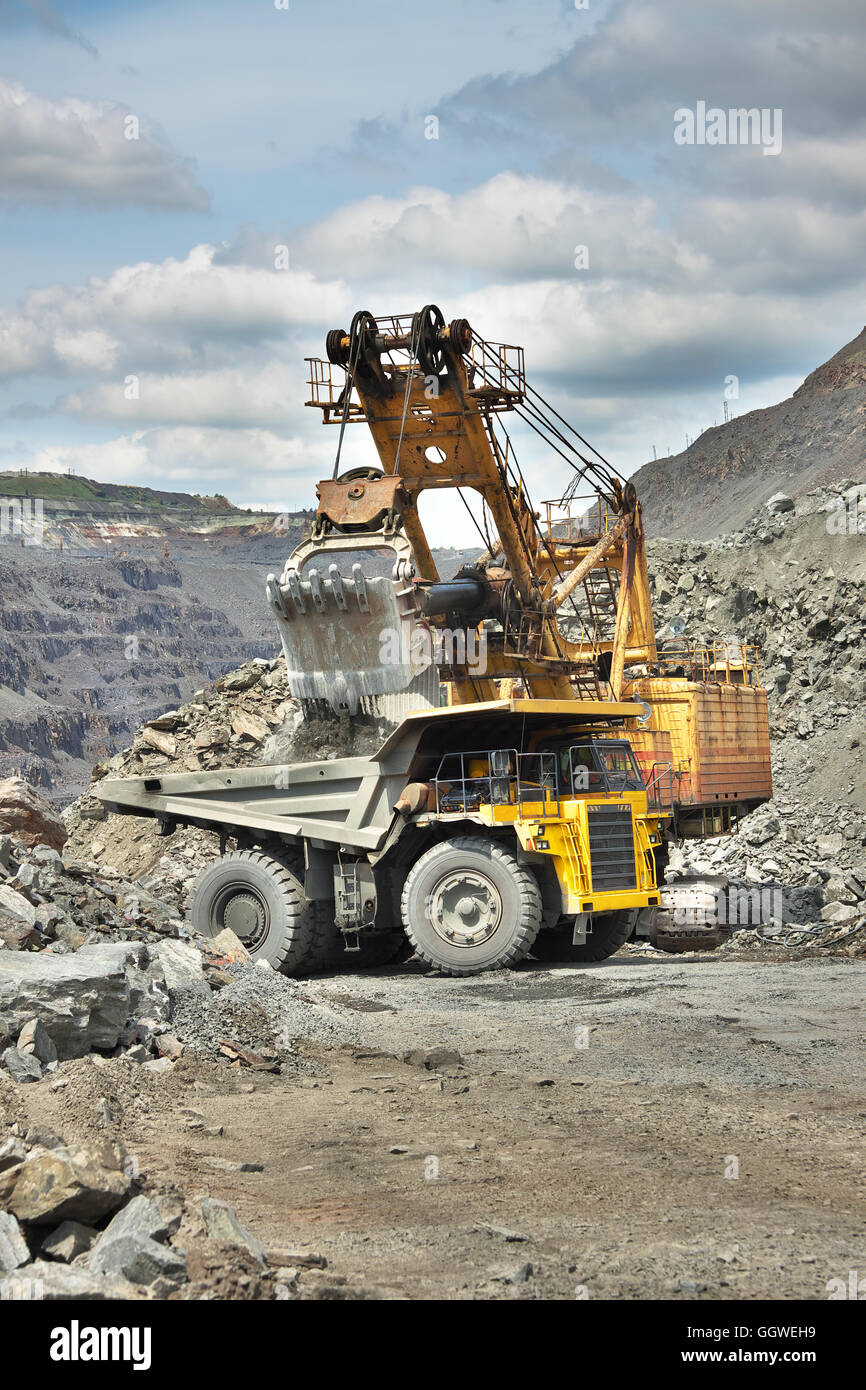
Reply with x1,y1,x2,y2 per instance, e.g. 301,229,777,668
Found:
587,804,636,891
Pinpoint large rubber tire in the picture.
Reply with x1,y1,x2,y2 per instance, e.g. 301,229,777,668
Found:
401,836,542,976
188,848,320,976
532,909,636,964
294,892,339,973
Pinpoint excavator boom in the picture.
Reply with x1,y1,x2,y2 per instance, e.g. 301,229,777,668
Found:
268,305,656,714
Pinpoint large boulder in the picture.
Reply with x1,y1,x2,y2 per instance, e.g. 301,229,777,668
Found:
0,1139,130,1228
0,1210,30,1273
89,1233,187,1287
765,492,795,515
41,1221,99,1263
155,940,208,998
1,1047,43,1084
0,943,168,1060
0,887,37,925
0,1142,130,1225
200,1198,266,1264
0,778,66,853
95,1195,179,1247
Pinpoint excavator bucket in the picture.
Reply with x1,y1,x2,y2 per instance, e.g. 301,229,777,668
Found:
266,527,440,718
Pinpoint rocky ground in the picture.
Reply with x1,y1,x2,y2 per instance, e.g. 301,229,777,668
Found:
0,480,864,1300
643,478,866,952
1,947,863,1301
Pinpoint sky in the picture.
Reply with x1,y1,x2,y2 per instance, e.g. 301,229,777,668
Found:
0,0,864,543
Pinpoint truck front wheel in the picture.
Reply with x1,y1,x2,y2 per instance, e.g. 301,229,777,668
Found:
188,848,320,976
532,909,637,964
401,836,542,976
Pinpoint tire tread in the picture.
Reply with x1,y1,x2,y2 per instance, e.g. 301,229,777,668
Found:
401,835,541,977
189,846,315,976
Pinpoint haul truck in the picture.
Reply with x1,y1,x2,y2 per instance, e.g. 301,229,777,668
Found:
97,699,669,975
98,305,771,972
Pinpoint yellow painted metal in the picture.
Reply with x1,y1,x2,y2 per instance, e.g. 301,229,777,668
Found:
425,721,663,915
446,786,663,915
551,514,628,608
309,323,656,701
374,695,649,753
535,495,658,672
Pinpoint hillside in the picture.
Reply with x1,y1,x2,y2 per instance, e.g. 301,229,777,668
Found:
0,471,235,509
0,474,477,801
0,469,313,557
631,326,866,539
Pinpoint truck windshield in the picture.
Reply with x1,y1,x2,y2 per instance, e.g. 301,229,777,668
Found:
593,743,644,791
535,738,643,795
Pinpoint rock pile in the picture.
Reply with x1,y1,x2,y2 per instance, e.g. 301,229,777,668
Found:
0,666,367,1094
0,1125,300,1299
83,655,298,788
0,825,181,957
648,481,866,761
646,479,866,951
0,918,358,1085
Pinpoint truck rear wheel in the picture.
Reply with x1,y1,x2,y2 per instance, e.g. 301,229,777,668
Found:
188,848,319,976
532,909,636,964
401,836,541,976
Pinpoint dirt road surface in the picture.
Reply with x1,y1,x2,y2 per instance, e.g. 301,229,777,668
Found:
17,950,865,1301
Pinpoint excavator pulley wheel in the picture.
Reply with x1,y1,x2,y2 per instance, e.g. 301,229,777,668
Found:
448,318,472,355
348,308,389,393
326,327,349,366
336,466,385,484
348,309,377,362
413,303,447,378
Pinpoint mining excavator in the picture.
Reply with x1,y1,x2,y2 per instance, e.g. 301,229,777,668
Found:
97,307,772,974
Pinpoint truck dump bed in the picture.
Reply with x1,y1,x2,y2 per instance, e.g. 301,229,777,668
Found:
96,754,411,852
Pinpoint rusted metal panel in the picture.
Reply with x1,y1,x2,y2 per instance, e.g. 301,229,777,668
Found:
628,678,772,808
316,476,408,530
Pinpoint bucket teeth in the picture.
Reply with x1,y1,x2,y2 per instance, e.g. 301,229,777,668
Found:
352,563,369,612
268,561,439,716
308,568,326,612
329,564,347,611
267,524,438,717
275,566,379,617
286,570,306,614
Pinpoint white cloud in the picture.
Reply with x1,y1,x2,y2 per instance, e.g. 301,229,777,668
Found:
51,328,118,373
293,173,696,284
0,244,351,381
64,362,301,428
292,168,866,312
32,426,316,494
0,78,209,209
